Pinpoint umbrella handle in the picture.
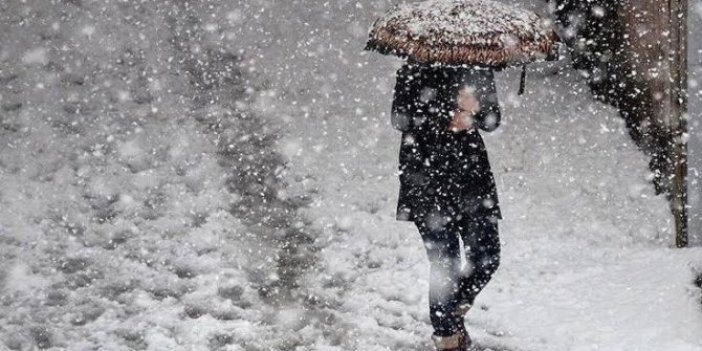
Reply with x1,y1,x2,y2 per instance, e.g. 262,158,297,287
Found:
518,65,526,95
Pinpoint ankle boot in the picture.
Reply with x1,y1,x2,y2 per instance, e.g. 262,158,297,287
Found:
431,332,463,351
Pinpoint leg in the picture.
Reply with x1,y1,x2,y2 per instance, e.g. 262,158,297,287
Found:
457,216,500,307
415,219,463,337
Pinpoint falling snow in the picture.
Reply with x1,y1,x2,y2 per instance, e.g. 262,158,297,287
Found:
1,1,702,351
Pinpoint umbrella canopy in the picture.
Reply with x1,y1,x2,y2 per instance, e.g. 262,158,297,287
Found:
365,0,559,67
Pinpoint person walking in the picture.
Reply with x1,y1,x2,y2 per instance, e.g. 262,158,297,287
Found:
391,61,502,351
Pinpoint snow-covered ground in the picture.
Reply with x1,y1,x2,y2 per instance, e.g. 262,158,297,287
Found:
1,1,317,349
260,0,702,350
1,1,701,350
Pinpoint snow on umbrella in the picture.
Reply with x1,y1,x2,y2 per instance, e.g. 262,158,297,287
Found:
365,0,559,67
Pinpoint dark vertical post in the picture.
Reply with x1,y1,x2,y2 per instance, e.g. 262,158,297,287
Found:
669,0,688,247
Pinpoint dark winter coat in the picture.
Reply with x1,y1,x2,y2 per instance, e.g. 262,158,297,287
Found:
392,63,502,223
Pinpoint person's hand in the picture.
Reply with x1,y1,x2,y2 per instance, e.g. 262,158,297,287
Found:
449,88,479,132
449,109,474,132
457,88,480,113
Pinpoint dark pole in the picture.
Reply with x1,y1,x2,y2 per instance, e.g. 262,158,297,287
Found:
669,0,688,247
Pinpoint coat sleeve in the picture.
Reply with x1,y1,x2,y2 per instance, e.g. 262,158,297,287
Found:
390,65,416,132
459,69,501,132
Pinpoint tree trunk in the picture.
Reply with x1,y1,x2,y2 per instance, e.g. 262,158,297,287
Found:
550,0,688,246
669,0,688,247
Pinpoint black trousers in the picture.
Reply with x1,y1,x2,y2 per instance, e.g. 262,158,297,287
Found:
415,215,500,336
